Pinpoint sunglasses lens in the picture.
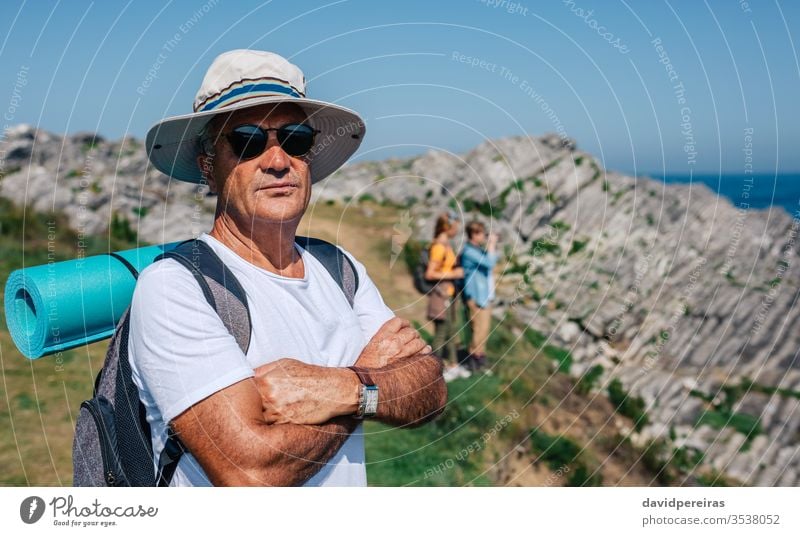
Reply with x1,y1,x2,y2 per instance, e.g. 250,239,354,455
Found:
228,125,267,160
277,124,316,156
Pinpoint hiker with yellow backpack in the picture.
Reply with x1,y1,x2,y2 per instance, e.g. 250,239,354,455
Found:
424,212,469,382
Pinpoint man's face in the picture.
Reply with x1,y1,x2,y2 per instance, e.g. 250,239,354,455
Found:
201,103,312,230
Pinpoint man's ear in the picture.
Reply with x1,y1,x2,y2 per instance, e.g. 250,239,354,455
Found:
197,154,218,194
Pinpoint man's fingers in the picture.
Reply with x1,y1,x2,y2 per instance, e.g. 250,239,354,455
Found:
378,316,410,335
381,317,405,334
406,337,428,357
395,336,429,359
396,325,422,345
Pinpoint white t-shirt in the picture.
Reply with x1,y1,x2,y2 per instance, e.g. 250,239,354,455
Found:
127,233,394,486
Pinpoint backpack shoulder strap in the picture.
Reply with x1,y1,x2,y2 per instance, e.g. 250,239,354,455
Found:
155,239,252,354
143,236,356,485
147,239,253,486
113,309,160,486
295,235,359,307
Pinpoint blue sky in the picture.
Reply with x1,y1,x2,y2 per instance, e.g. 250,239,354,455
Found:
0,0,798,175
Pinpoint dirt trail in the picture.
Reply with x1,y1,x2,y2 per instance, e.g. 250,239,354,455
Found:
300,202,428,323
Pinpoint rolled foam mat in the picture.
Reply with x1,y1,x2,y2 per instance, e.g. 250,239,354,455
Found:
4,242,181,359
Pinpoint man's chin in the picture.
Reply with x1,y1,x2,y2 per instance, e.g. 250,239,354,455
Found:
251,203,306,225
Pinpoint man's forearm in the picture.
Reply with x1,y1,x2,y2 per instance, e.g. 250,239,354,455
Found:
248,416,359,486
366,353,447,427
172,376,359,487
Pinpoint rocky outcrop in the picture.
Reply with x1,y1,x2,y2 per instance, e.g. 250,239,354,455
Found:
315,132,800,486
0,124,215,243
2,124,797,485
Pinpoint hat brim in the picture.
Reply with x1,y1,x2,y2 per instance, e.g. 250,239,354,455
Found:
145,96,366,184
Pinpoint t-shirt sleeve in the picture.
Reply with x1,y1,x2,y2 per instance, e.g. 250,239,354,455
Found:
341,249,396,343
128,259,255,424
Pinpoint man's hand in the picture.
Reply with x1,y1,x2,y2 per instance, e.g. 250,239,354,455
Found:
355,317,431,369
253,317,441,429
254,358,360,425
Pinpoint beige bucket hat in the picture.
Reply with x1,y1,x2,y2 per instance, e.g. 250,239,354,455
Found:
145,49,365,184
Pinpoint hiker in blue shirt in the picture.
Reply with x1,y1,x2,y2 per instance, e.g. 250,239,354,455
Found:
460,221,499,372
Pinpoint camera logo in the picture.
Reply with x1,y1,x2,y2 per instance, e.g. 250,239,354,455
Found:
20,496,45,524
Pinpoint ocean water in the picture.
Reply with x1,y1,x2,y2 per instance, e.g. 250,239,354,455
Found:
647,174,800,216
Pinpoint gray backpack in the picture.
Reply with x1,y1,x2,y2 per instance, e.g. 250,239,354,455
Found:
72,236,359,486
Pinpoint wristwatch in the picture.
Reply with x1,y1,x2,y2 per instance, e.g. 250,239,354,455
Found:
348,366,379,419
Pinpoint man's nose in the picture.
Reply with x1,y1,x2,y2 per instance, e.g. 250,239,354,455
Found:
255,133,291,174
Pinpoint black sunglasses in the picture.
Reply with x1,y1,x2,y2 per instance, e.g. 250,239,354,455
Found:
224,123,319,160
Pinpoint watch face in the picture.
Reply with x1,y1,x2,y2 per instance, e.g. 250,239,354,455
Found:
364,385,379,416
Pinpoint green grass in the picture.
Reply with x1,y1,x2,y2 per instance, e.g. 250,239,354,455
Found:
689,378,767,450
569,238,588,256
365,372,504,486
521,328,573,373
528,428,602,486
696,409,762,450
576,364,604,395
530,237,560,257
0,198,144,484
543,345,573,374
460,197,503,218
366,315,531,486
637,438,705,484
0,196,671,487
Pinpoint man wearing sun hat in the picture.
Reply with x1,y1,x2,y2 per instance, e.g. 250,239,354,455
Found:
129,50,447,486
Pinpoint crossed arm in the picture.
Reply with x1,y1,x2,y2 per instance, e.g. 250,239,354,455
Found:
170,317,447,486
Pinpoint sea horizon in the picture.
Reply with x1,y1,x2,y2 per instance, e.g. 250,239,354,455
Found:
634,172,800,216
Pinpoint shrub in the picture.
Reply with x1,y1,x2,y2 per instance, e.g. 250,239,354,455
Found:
529,428,581,470
576,364,604,395
608,378,649,431
569,239,588,256
110,213,137,244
